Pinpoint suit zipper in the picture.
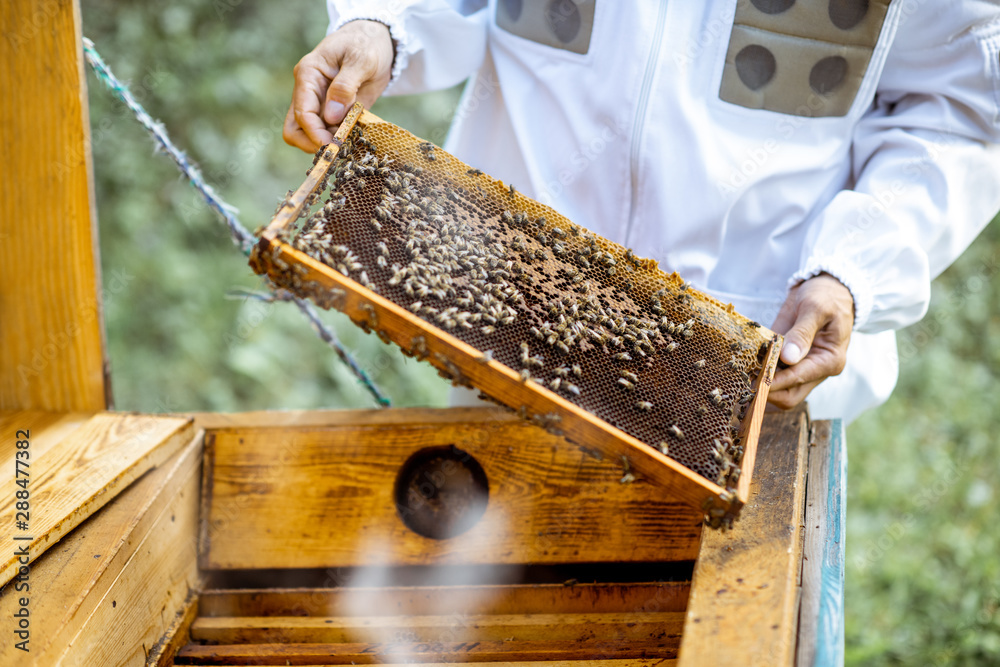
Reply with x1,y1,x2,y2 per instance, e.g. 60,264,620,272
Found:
624,0,668,246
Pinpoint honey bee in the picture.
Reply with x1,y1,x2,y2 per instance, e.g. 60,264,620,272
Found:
622,371,639,383
509,184,517,197
613,352,632,361
656,441,670,456
519,368,531,381
668,425,684,440
567,384,581,396
617,378,635,391
554,367,570,378
477,350,494,364
665,341,678,352
636,401,653,411
693,359,706,369
571,364,582,378
549,378,562,391
467,168,483,176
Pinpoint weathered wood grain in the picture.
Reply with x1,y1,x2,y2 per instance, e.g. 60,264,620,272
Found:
0,411,194,587
175,639,679,664
677,407,810,667
54,433,203,666
200,410,703,569
0,0,107,412
0,427,202,665
796,419,845,667
190,611,685,644
175,660,674,667
150,596,200,667
198,582,691,618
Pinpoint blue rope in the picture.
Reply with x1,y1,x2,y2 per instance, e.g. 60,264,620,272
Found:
83,37,391,408
83,38,255,256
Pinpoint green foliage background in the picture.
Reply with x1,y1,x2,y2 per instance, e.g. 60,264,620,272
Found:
82,2,999,664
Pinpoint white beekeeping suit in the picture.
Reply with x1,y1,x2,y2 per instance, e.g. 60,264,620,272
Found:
325,0,1000,422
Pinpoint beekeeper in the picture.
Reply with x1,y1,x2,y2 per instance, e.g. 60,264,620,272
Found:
284,1,1000,422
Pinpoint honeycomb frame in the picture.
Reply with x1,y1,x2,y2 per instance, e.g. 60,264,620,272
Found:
250,103,783,526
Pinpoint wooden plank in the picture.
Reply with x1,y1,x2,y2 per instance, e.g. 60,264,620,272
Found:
796,420,845,667
0,0,107,412
191,611,685,644
175,639,679,664
677,407,810,667
150,596,200,667
0,430,202,664
0,410,96,462
177,660,673,667
0,412,194,587
198,582,691,618
53,432,203,666
192,406,521,431
200,412,703,569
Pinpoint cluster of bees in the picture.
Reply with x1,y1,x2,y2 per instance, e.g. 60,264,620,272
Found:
281,124,768,489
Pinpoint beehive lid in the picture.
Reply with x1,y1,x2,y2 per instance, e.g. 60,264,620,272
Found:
250,103,782,527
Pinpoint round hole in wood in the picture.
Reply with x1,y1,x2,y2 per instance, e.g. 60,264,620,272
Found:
393,446,489,539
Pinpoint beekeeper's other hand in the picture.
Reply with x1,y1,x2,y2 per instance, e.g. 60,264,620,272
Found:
768,273,855,410
284,20,393,152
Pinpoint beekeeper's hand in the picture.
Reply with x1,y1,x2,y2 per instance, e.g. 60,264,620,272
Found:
768,273,855,410
284,20,394,152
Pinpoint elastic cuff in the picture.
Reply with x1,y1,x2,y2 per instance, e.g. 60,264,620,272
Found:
330,12,410,88
789,257,874,330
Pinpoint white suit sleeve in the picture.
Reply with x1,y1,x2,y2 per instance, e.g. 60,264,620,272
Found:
326,0,489,96
791,2,1000,333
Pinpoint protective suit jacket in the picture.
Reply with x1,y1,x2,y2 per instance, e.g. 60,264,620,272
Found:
327,0,1000,422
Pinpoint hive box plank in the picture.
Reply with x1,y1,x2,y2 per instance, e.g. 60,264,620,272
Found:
175,639,678,664
0,431,202,665
677,406,810,667
199,407,703,570
197,582,691,618
0,0,107,412
0,410,194,588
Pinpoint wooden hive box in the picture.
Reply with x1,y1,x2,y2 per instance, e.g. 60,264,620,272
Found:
0,405,843,666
